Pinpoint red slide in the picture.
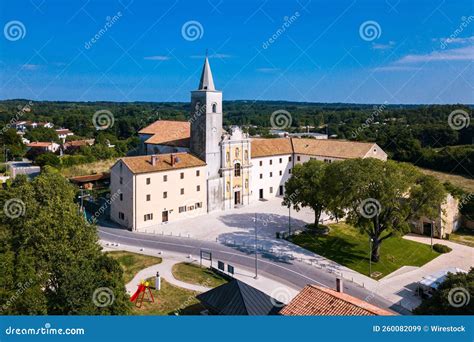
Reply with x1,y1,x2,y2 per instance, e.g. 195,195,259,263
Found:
130,284,145,302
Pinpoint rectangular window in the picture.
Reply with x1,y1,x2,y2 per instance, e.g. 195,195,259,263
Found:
245,179,249,189
120,193,123,201
179,206,187,213
144,213,153,221
180,188,184,195
260,173,263,179
289,168,292,174
119,177,123,185
196,170,200,177
279,158,282,163
163,175,167,182
269,160,273,165
259,161,263,166
279,170,282,176
289,156,292,162
180,172,184,179
146,194,151,201
196,185,200,192
163,192,167,199
270,187,273,194
195,202,202,208
270,172,273,178
297,156,301,161
146,178,151,185
119,212,124,220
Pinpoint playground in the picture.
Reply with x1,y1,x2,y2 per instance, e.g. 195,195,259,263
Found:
108,250,225,315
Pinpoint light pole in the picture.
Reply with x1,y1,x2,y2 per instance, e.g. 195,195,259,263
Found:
288,206,291,236
369,237,373,277
254,212,258,279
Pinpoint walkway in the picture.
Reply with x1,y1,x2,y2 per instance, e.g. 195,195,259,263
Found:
105,243,300,304
376,234,474,310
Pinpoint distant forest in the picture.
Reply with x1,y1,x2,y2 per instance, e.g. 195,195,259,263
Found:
0,99,472,176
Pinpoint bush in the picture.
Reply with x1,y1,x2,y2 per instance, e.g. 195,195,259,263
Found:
433,243,452,254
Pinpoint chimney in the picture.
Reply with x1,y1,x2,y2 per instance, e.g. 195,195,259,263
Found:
336,278,343,293
170,154,175,167
151,155,158,166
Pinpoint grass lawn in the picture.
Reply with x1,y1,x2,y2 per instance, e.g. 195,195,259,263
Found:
289,223,440,278
131,278,205,315
61,159,117,177
417,167,474,193
172,262,228,288
449,228,474,248
106,251,162,284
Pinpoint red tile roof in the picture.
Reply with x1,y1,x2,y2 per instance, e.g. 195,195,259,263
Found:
119,152,206,174
280,285,394,316
139,120,190,147
27,142,54,148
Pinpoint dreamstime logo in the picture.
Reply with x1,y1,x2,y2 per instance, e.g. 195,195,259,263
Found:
447,287,470,308
270,287,291,307
358,198,381,219
84,12,122,49
359,20,382,41
448,109,470,130
92,110,114,130
270,109,292,129
4,20,26,41
3,198,26,219
440,16,474,49
181,20,204,41
262,11,300,49
92,287,115,307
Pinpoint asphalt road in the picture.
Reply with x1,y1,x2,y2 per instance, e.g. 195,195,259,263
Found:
98,222,408,314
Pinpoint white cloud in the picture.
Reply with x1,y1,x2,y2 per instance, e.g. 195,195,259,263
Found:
372,66,421,72
190,53,232,59
439,35,474,45
144,55,171,61
256,67,280,73
372,41,395,50
396,46,474,64
21,64,40,70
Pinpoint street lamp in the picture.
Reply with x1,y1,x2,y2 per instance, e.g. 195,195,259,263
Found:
369,237,373,277
288,206,291,236
430,220,435,251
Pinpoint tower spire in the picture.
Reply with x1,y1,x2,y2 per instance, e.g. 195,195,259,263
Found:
198,55,215,91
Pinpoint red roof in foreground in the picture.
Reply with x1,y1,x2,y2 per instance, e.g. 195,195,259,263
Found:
280,285,395,316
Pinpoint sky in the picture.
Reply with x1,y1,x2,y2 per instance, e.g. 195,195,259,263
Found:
0,0,473,104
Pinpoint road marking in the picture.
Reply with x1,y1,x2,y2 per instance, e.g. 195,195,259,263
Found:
100,229,326,286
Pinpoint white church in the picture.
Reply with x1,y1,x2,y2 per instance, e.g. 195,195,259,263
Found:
110,57,387,231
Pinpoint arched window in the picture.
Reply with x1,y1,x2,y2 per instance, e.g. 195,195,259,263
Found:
234,163,241,177
212,103,217,113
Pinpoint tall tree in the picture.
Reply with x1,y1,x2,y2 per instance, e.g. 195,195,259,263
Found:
325,158,446,262
283,160,328,229
0,168,130,315
414,268,473,315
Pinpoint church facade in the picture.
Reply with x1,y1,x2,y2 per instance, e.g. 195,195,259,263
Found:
110,57,387,232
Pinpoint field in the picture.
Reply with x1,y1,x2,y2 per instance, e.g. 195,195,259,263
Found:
61,159,117,177
106,251,162,284
417,167,474,193
172,262,228,288
289,223,440,278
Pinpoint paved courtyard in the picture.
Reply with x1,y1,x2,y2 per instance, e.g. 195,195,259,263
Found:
140,197,330,243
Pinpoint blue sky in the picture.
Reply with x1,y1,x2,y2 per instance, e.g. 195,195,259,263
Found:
0,0,472,104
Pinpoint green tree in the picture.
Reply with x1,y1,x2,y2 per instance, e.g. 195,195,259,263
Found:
414,268,473,315
283,160,329,229
325,158,446,262
0,168,130,315
35,152,60,168
24,127,59,143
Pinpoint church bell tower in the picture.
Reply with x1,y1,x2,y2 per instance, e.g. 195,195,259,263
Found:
190,56,224,211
